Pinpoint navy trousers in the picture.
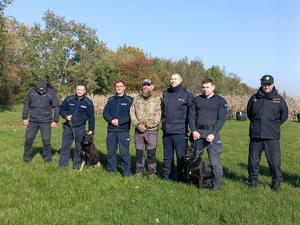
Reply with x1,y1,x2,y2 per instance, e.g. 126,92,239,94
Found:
195,134,223,189
162,133,187,182
248,138,282,184
59,124,85,169
106,131,132,177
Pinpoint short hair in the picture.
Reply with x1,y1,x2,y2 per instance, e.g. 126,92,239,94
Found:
76,83,86,88
202,78,214,85
114,80,125,86
170,72,182,78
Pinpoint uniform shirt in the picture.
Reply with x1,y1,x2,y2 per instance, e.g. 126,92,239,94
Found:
162,84,194,134
60,94,95,131
103,93,133,132
22,87,60,123
189,93,228,136
247,87,288,139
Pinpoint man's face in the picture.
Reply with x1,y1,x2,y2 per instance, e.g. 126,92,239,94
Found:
37,89,46,95
142,83,154,97
76,85,86,98
115,82,125,96
261,83,274,93
170,74,182,87
202,82,215,97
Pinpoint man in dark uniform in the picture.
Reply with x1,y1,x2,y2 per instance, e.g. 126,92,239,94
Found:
189,78,227,190
103,80,133,177
247,75,288,191
162,72,194,182
59,84,95,170
22,80,60,163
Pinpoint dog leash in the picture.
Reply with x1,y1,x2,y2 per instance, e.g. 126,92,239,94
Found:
67,119,77,140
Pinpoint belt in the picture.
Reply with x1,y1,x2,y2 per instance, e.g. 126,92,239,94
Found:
196,125,214,130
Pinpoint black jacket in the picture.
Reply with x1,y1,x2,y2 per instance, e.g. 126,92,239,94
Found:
22,87,60,123
103,93,133,132
162,84,194,134
247,87,288,139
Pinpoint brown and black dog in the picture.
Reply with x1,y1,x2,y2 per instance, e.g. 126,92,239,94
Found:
185,141,213,189
79,132,101,171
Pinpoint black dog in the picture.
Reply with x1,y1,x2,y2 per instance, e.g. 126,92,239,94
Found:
185,141,213,189
79,132,101,171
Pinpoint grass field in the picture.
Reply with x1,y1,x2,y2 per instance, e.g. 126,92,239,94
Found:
0,105,299,225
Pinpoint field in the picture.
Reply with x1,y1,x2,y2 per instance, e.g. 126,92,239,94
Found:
0,105,299,225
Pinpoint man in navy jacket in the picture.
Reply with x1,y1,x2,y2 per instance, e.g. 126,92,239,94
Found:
247,75,288,191
103,80,133,177
162,72,194,182
59,84,95,169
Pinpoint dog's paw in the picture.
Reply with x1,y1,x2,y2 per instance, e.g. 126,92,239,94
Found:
94,162,101,168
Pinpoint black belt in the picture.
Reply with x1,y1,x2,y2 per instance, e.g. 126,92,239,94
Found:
196,125,214,130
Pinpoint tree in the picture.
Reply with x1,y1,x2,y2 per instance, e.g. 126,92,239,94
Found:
114,45,156,91
19,10,108,98
0,0,13,104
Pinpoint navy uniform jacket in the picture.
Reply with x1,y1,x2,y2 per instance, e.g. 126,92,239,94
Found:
162,84,194,134
103,93,133,132
189,93,228,136
60,94,95,131
22,87,60,123
247,87,288,140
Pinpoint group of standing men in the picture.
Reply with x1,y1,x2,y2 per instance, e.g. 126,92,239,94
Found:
22,73,288,191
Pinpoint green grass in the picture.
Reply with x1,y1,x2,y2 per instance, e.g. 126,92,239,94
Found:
0,105,299,224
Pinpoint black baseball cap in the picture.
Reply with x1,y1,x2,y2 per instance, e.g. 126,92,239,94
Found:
142,78,153,85
260,75,274,85
36,80,47,91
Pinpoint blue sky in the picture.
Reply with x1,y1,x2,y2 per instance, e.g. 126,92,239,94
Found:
4,0,300,97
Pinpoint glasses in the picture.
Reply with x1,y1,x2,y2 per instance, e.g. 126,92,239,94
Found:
143,83,151,86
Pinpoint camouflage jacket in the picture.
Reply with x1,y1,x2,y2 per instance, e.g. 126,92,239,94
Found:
130,91,162,130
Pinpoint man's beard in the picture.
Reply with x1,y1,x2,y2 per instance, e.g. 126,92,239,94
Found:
142,89,152,98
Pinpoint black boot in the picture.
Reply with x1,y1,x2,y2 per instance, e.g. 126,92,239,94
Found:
271,181,280,192
248,180,257,190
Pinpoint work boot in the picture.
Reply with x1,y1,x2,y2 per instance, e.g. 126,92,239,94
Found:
247,181,257,190
271,181,280,192
135,171,143,179
148,173,155,181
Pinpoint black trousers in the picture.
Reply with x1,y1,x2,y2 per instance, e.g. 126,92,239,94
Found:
248,138,282,183
23,121,52,162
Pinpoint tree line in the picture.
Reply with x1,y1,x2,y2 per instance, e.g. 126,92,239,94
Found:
0,6,256,105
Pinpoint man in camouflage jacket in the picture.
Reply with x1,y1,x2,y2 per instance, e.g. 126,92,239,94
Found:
130,78,162,180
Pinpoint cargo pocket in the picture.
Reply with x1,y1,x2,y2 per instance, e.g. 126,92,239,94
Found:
213,139,223,154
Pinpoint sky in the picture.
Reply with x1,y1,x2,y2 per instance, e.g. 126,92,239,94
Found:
4,0,300,97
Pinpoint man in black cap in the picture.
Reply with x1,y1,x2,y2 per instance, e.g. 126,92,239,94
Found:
22,80,60,163
247,75,288,191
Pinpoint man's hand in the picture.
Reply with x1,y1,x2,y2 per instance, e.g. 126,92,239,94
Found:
66,115,72,121
137,123,147,133
51,122,58,128
23,119,28,127
206,134,215,142
111,119,119,126
192,131,201,140
88,131,93,135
